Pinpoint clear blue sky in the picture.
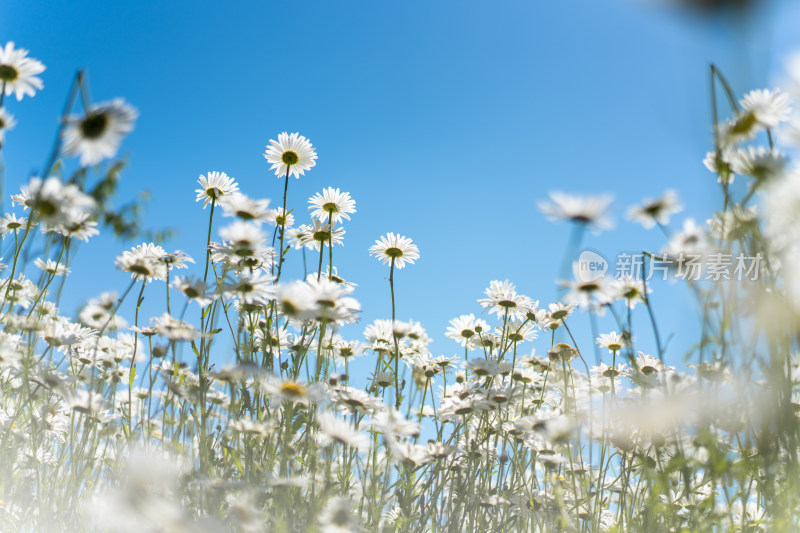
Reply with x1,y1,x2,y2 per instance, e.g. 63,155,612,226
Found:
1,0,797,366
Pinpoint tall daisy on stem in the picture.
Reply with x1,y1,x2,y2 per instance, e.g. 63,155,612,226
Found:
309,187,356,280
264,132,317,281
369,232,419,407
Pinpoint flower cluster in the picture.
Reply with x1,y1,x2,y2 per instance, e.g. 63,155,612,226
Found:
0,43,799,533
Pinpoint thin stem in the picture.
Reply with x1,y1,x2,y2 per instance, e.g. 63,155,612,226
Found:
389,258,400,408
276,167,291,282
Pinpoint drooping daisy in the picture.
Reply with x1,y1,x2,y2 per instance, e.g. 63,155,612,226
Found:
0,42,45,101
369,232,419,269
0,108,16,145
626,190,683,229
61,99,138,166
264,132,317,179
538,192,614,233
195,172,239,208
308,187,356,223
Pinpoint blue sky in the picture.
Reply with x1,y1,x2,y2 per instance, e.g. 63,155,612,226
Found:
1,0,797,367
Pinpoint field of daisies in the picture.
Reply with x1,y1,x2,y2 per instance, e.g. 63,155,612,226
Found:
1,40,800,532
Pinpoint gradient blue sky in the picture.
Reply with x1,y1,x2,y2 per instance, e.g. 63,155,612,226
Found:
1,0,798,366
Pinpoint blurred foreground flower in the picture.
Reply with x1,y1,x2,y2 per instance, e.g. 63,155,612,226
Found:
538,191,614,233
62,98,138,166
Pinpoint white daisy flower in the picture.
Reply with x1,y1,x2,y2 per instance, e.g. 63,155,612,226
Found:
115,242,168,282
538,191,614,233
308,187,356,223
477,280,536,321
260,379,326,405
195,171,239,208
218,220,267,258
45,211,99,242
34,258,69,276
0,42,45,101
611,275,649,309
561,277,614,310
221,193,271,222
307,277,361,324
172,276,213,307
316,412,368,452
596,331,625,353
61,98,138,166
220,270,275,305
740,88,791,129
318,497,360,533
445,313,489,348
0,213,30,237
730,146,787,183
264,131,317,179
275,280,318,321
0,108,16,145
626,190,683,229
633,351,671,376
152,313,200,341
364,319,394,350
664,218,706,260
268,207,294,228
369,232,419,269
297,219,346,252
15,176,95,227
703,149,736,184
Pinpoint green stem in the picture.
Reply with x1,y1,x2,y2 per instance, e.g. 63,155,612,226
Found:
276,167,291,282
